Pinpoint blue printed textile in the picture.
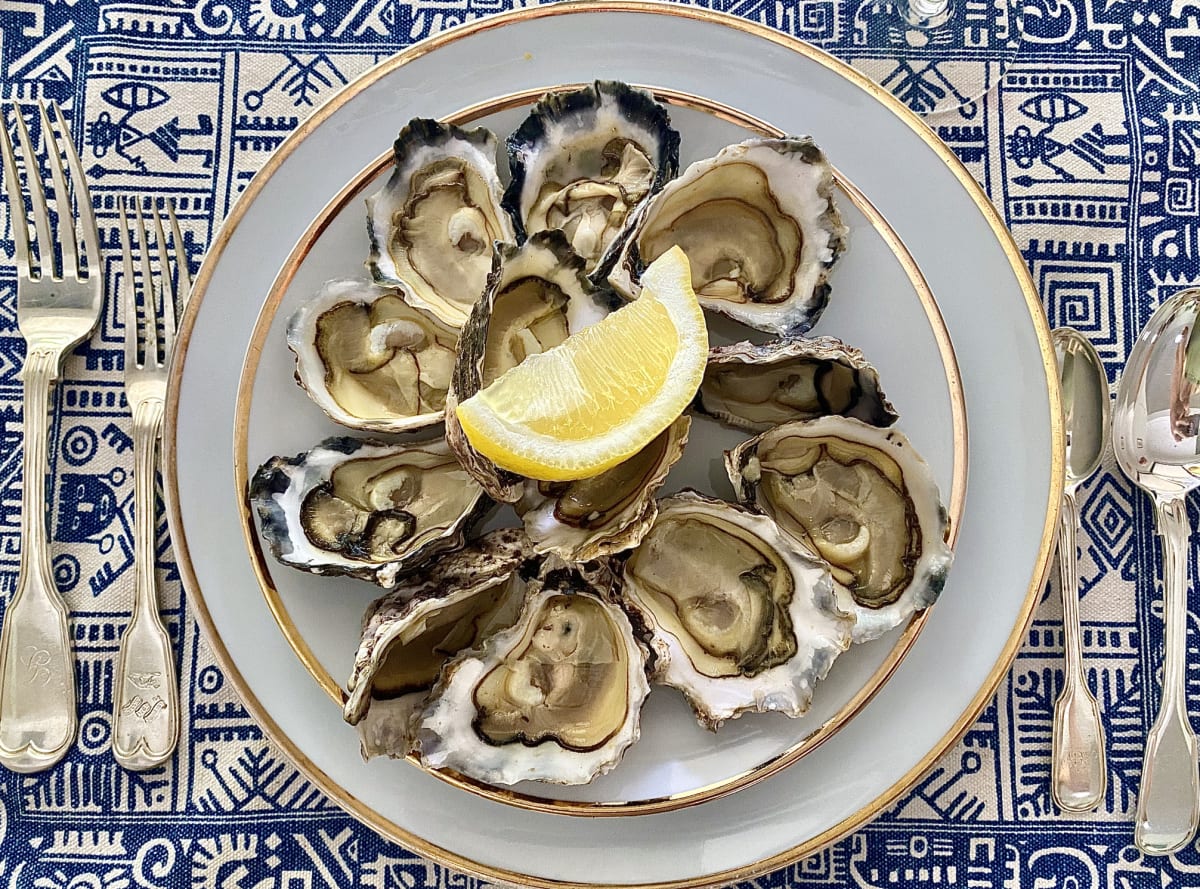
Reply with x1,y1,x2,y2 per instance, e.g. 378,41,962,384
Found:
0,0,1198,885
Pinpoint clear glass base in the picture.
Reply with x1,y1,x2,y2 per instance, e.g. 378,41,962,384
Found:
851,0,1023,116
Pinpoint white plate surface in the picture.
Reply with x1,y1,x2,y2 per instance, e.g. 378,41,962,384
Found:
166,5,1061,886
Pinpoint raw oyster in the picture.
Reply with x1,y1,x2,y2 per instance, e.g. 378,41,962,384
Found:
249,437,490,588
725,417,952,643
697,337,898,433
607,137,848,336
445,231,619,501
287,278,458,434
366,119,516,327
621,490,852,730
343,529,536,759
504,80,680,274
417,557,651,785
516,415,690,561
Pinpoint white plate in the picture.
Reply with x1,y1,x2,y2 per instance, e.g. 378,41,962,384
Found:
234,94,964,815
165,4,1061,886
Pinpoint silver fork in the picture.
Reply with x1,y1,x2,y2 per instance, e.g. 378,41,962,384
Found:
0,101,102,773
111,198,187,770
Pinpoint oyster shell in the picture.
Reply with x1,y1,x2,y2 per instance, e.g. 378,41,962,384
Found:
287,278,458,434
621,490,852,730
504,80,680,274
343,529,535,758
366,119,516,327
697,337,898,433
417,557,651,785
516,415,690,561
249,436,491,587
445,231,619,501
607,137,848,336
725,417,953,643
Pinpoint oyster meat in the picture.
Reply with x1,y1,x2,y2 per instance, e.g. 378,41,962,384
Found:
366,119,516,327
697,337,898,432
445,231,619,501
504,81,680,273
621,490,852,729
726,417,953,643
417,558,651,785
343,529,535,759
516,415,690,561
287,278,458,434
607,137,848,336
249,436,491,587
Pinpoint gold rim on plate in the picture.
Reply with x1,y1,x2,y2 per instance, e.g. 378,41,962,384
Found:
164,3,1064,886
232,85,968,816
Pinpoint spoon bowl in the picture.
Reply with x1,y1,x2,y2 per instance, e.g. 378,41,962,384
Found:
1113,287,1200,855
1115,290,1200,498
1056,328,1109,490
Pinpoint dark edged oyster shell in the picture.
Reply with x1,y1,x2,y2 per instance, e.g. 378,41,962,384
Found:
287,277,458,434
248,436,492,588
504,80,680,276
417,556,652,786
342,528,537,759
607,137,848,336
697,337,898,433
620,490,852,730
516,414,691,562
725,417,952,643
366,119,515,328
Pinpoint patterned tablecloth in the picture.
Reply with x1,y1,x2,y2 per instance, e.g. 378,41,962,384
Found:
0,0,1192,885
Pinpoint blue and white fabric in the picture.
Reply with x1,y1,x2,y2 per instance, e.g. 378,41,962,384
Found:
0,0,1194,885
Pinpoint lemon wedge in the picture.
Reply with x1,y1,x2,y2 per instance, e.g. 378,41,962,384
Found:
455,246,708,481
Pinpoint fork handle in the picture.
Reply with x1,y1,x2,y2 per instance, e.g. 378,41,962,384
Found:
0,349,77,772
1135,496,1200,854
112,405,178,770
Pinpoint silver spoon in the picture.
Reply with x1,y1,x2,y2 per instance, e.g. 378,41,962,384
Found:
1114,288,1200,855
1051,328,1109,813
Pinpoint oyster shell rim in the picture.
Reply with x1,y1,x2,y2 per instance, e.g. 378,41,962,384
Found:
286,277,459,435
606,135,849,337
502,78,682,278
365,118,517,329
695,336,899,433
248,435,494,589
342,528,536,759
416,562,652,786
620,489,853,730
725,416,954,643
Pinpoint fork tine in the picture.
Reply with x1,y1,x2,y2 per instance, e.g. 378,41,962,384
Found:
12,103,53,278
131,199,159,365
166,200,192,301
0,107,33,278
118,199,139,371
149,201,177,360
37,101,79,280
52,102,99,279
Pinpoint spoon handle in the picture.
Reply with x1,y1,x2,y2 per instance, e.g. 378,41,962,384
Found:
1136,497,1200,855
1052,489,1107,812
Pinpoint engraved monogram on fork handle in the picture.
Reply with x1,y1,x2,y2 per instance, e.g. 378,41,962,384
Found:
0,348,77,772
111,390,177,768
110,199,182,770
